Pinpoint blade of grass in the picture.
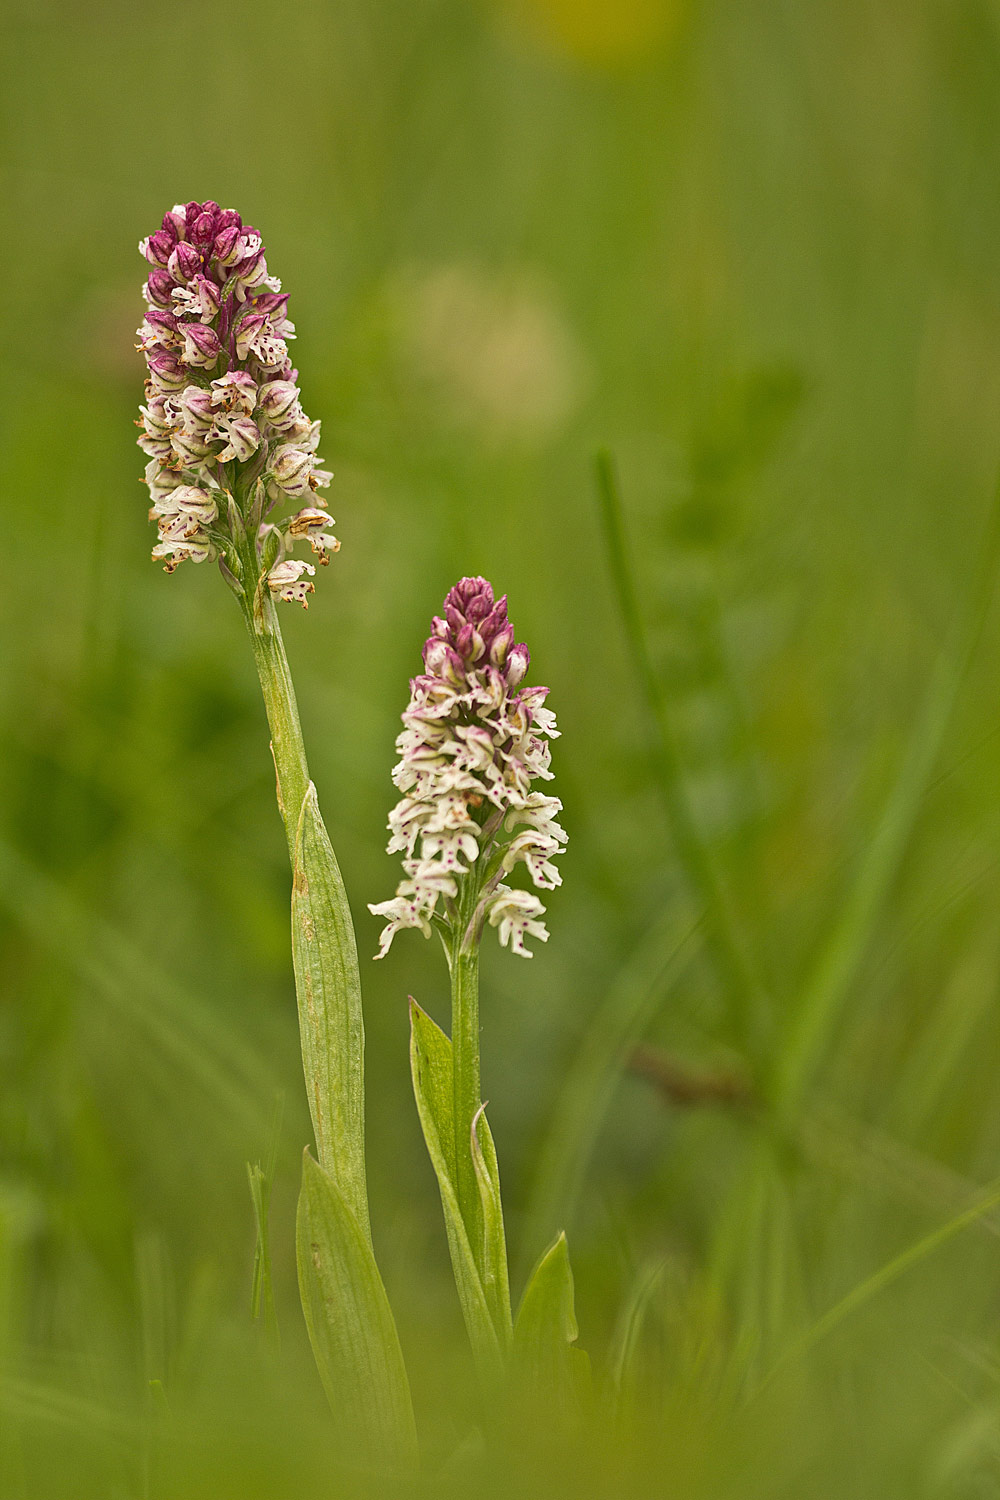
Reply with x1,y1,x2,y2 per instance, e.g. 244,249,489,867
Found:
759,1175,1000,1391
595,449,768,1056
775,473,1000,1116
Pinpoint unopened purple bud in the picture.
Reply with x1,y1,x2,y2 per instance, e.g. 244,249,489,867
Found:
168,242,202,283
141,230,175,267
254,291,289,324
181,323,221,367
213,225,241,265
480,599,509,653
455,623,485,662
190,211,216,246
140,310,179,348
236,249,268,288
489,621,514,667
147,351,188,391
443,646,467,685
216,208,241,233
163,206,186,240
179,385,214,431
506,644,530,687
466,591,493,626
145,269,175,308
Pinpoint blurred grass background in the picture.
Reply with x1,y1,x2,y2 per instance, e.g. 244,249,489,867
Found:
4,0,1000,1493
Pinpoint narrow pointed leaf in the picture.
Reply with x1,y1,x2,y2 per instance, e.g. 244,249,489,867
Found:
472,1104,513,1345
409,1000,505,1383
291,784,369,1238
296,1150,417,1471
514,1232,588,1403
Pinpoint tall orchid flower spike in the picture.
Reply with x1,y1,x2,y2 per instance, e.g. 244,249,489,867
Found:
370,576,567,960
136,200,338,603
135,202,416,1471
374,579,577,1389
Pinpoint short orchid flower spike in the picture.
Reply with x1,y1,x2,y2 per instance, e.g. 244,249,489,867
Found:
136,200,338,604
370,577,566,959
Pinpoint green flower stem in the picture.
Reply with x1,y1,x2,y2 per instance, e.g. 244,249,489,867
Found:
242,590,311,862
449,930,483,1260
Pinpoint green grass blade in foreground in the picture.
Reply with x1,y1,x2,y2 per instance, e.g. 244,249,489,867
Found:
514,1232,588,1406
296,1150,417,1472
291,784,369,1240
521,908,699,1266
775,475,1000,1116
409,1000,506,1384
595,449,767,1054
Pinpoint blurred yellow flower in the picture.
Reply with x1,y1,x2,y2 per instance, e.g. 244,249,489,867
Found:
502,0,684,66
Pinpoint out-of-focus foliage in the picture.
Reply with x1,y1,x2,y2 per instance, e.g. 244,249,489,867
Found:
4,0,1000,1493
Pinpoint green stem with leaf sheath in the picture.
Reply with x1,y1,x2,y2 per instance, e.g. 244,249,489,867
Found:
449,939,482,1255
241,589,311,862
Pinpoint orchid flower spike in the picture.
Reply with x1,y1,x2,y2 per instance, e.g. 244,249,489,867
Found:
369,577,566,959
136,200,338,604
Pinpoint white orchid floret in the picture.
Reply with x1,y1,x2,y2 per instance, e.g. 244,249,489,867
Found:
211,414,261,463
501,830,562,890
486,886,549,957
267,444,314,498
286,507,340,562
267,557,315,608
370,577,565,960
170,486,218,526
152,534,215,572
210,371,257,414
170,428,213,467
257,379,301,430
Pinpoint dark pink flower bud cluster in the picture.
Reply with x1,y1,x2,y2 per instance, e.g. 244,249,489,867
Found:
369,577,566,959
136,200,337,602
421,576,530,689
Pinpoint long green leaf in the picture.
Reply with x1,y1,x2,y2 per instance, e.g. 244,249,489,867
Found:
291,784,369,1240
409,1000,505,1383
514,1232,588,1404
472,1103,513,1344
296,1150,417,1471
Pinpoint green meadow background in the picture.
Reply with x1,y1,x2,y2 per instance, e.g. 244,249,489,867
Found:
4,0,1000,1493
